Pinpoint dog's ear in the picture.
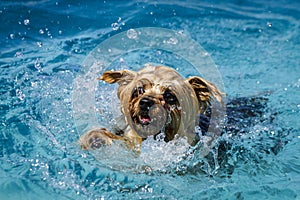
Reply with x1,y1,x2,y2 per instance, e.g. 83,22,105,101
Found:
187,76,223,111
98,70,136,85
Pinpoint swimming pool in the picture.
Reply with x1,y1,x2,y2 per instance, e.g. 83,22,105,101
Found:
0,0,299,199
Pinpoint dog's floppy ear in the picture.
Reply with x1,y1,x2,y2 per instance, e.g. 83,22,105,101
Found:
98,70,136,85
98,70,136,98
187,76,223,111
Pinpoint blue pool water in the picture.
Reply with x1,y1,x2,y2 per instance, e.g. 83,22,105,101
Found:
1,0,299,199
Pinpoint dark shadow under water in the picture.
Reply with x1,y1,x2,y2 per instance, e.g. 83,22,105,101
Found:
181,95,291,177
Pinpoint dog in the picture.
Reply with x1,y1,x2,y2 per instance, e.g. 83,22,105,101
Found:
78,65,223,154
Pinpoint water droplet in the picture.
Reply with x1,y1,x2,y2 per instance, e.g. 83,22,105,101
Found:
267,22,272,27
111,22,119,31
23,19,30,25
177,30,184,35
35,58,42,72
111,17,126,31
39,29,44,34
36,42,42,47
58,30,62,35
47,31,51,37
16,89,25,100
9,33,15,39
31,81,37,87
127,29,138,39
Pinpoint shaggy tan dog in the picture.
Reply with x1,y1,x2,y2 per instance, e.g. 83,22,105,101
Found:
79,65,223,152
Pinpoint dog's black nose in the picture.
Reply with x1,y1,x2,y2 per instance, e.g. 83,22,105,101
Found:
139,97,154,109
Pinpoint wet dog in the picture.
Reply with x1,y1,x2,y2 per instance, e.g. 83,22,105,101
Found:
79,65,223,154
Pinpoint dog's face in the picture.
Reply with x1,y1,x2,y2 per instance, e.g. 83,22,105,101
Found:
99,65,222,143
127,71,182,142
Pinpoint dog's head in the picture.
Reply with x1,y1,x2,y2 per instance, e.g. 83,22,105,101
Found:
99,65,222,144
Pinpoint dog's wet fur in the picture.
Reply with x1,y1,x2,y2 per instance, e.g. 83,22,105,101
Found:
79,65,223,154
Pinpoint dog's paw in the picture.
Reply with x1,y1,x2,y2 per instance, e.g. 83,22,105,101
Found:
78,128,119,150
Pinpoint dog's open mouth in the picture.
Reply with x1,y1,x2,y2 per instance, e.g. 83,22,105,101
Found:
138,112,151,125
131,102,168,138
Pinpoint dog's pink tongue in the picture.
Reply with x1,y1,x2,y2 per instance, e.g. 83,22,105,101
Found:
141,117,151,123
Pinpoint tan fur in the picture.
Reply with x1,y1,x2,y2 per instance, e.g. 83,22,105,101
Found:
79,65,223,153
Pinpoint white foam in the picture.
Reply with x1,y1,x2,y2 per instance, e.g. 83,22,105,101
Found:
91,135,191,173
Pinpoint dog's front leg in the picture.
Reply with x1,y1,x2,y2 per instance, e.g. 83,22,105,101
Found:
78,128,124,150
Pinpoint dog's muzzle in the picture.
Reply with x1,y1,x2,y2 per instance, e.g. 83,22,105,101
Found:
138,97,154,125
132,96,168,138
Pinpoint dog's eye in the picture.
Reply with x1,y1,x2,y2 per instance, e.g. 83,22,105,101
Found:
132,87,145,98
163,91,177,104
